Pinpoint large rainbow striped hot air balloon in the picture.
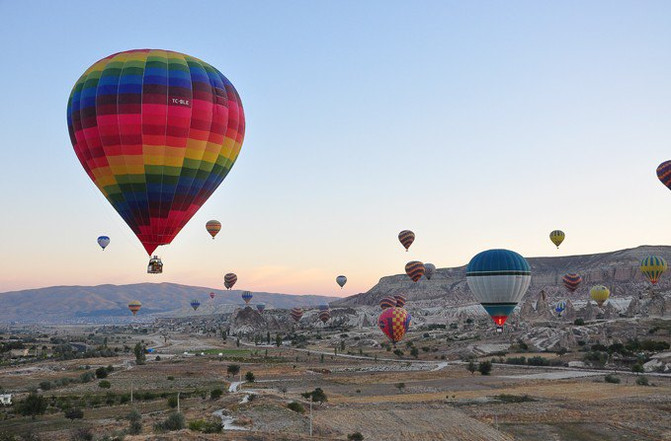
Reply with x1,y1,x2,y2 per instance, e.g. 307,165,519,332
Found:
466,249,531,332
67,49,245,261
405,261,425,282
640,256,667,285
562,273,582,293
377,307,411,344
656,160,671,190
290,307,303,322
318,310,331,324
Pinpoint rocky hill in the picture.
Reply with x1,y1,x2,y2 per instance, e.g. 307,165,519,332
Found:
0,282,337,324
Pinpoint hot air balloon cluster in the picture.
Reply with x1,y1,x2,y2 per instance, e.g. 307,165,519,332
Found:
68,49,245,271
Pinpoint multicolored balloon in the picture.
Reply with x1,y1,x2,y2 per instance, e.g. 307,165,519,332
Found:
336,275,347,288
256,303,265,314
128,300,142,316
549,230,565,249
67,49,245,257
405,261,425,282
379,296,397,310
206,220,222,239
377,307,411,344
656,160,671,190
398,230,415,252
466,249,531,331
190,299,201,311
224,273,237,290
290,307,303,322
640,256,668,285
318,310,331,323
424,263,436,280
555,301,566,316
241,291,253,304
562,273,582,293
395,295,407,308
209,292,216,300
590,285,610,306
97,236,110,250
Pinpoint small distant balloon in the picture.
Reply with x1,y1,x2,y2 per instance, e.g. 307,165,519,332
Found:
336,275,347,288
656,160,671,191
398,230,415,251
562,273,582,293
318,310,331,323
640,256,668,285
590,285,610,307
290,307,303,322
224,273,237,290
555,301,566,316
209,292,216,300
549,230,565,249
378,307,411,344
128,300,142,316
424,263,435,280
190,299,201,311
242,291,253,305
206,220,222,239
379,296,397,310
256,303,265,314
97,236,110,250
395,295,407,308
405,261,425,282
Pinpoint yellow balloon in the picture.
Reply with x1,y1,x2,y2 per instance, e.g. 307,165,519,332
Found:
590,285,610,307
549,230,565,248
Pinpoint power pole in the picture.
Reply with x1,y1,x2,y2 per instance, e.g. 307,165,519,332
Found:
177,392,180,413
309,399,313,436
130,383,133,403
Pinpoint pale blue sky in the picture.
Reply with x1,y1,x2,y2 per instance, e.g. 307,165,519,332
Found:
1,1,670,295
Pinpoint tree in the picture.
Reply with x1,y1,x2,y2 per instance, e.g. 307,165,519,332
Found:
348,433,364,441
245,371,255,383
167,395,178,408
153,412,185,432
395,382,406,393
64,407,84,420
303,387,328,404
98,380,111,389
632,363,645,374
95,366,108,379
227,364,240,377
134,342,146,365
267,331,271,345
467,361,477,375
574,318,585,326
210,388,223,400
127,409,142,435
17,393,48,420
410,347,419,359
478,361,492,376
276,334,282,347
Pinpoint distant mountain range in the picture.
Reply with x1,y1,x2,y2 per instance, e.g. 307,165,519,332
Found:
0,283,338,324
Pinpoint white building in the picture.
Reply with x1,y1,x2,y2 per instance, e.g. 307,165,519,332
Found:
0,394,12,405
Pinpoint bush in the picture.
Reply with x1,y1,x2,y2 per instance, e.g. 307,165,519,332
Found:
348,433,364,441
287,401,305,413
70,428,93,441
505,356,526,365
17,393,48,419
227,364,240,377
64,407,84,420
527,356,550,366
188,419,222,433
167,376,174,381
245,371,255,383
574,318,585,326
95,367,108,379
494,394,535,403
210,388,223,400
467,361,477,375
478,361,492,376
604,374,620,384
153,412,185,432
127,409,142,435
167,395,178,408
632,363,645,374
98,380,111,389
636,376,650,386
393,349,404,357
